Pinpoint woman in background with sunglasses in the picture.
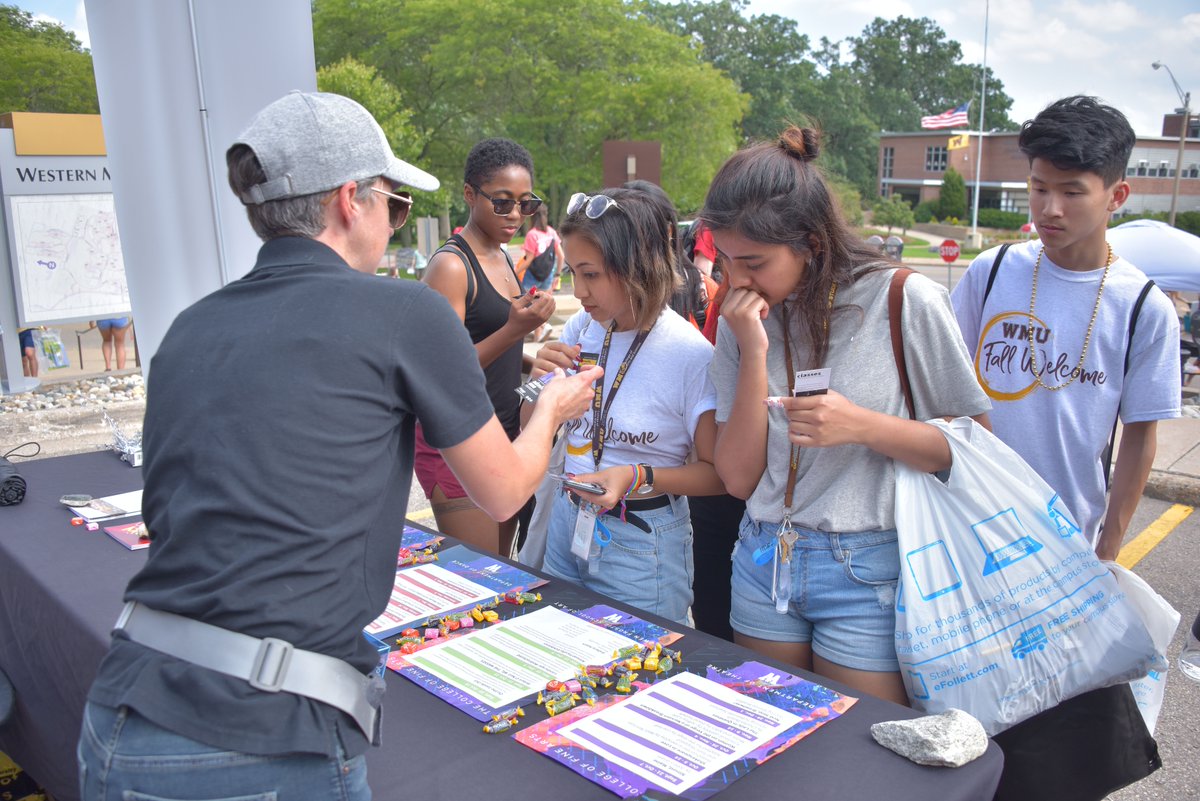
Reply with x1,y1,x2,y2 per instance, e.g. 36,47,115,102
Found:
419,138,555,555
525,187,725,625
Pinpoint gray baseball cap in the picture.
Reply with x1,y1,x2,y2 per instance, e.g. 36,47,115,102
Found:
233,90,439,204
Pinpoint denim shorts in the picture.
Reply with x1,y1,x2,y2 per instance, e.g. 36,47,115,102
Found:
77,702,370,801
96,317,131,330
542,490,693,626
730,513,901,673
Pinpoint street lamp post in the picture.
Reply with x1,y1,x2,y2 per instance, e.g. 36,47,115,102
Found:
1152,61,1191,228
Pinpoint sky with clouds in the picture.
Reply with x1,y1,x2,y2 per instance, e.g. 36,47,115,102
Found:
14,0,1200,138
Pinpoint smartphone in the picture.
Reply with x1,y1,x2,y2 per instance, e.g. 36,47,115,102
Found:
548,473,605,495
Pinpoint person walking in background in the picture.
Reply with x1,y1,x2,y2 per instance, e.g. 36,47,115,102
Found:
419,138,556,556
18,327,38,378
702,126,989,703
517,204,563,342
90,316,134,371
528,187,725,625
690,220,717,279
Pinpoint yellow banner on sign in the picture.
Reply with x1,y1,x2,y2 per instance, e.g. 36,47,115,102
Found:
948,134,969,150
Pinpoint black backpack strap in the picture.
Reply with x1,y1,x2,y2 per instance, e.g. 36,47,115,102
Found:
981,243,1013,309
1102,279,1156,488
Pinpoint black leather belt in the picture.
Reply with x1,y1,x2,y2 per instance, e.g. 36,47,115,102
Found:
568,491,673,533
622,494,672,512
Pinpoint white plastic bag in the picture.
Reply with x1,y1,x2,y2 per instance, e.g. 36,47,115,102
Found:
894,417,1157,735
1107,562,1180,735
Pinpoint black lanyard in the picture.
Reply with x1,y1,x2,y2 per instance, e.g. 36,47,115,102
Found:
591,322,652,466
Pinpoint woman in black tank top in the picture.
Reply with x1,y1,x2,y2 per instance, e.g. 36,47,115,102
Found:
417,138,555,556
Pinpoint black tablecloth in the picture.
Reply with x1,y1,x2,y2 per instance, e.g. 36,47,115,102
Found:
0,452,1002,801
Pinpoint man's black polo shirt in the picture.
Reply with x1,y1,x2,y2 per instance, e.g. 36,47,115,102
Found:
88,237,495,757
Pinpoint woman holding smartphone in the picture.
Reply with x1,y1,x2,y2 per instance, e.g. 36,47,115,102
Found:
526,187,725,626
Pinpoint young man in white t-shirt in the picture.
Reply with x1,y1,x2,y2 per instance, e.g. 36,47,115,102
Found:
952,95,1180,564
952,94,1176,801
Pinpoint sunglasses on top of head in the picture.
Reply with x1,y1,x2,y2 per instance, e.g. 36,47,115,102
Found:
566,192,620,219
370,187,413,229
469,184,543,216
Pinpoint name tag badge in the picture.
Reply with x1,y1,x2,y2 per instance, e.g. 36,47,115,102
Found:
793,368,831,397
571,504,598,561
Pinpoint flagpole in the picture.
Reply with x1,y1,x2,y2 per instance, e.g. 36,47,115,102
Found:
969,0,990,249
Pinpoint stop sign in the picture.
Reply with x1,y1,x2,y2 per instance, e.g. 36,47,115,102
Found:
939,239,961,263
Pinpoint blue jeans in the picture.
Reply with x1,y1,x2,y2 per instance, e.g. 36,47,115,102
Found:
542,491,693,626
730,514,901,672
77,702,371,801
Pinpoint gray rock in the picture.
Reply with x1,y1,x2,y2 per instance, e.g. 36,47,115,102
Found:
870,708,988,767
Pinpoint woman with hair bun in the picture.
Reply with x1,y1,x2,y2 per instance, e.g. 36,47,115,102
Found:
526,186,725,625
701,126,990,702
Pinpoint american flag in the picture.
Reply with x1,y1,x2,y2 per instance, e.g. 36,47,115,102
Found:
921,102,971,130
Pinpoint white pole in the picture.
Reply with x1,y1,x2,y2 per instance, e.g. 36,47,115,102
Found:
969,0,990,249
85,1,317,376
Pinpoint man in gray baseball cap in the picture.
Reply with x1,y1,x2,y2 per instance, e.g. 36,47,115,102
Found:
78,91,601,798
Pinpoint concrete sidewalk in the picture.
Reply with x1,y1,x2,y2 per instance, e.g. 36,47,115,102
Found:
1145,418,1200,506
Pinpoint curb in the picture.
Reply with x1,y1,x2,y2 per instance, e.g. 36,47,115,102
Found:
1143,469,1200,508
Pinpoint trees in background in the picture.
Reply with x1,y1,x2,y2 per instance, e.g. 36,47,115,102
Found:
313,0,1015,217
1,0,1017,218
0,4,97,114
872,194,915,235
846,16,1013,135
639,3,1015,202
937,167,968,221
314,0,745,219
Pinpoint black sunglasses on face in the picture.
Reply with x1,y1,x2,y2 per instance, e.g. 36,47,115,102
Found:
371,187,413,229
470,184,543,216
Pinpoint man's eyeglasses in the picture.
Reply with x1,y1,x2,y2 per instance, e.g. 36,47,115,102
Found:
371,187,413,230
566,192,620,219
470,184,543,216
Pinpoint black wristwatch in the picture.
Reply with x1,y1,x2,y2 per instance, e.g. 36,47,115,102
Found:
636,463,655,495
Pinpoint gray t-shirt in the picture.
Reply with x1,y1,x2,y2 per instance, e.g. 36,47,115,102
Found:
711,268,990,531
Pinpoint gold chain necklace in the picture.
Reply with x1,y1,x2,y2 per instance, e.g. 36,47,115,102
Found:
1027,243,1113,392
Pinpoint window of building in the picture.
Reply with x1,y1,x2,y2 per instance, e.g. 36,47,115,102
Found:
1158,160,1172,177
1188,163,1200,179
1136,160,1148,177
882,147,894,178
924,146,947,172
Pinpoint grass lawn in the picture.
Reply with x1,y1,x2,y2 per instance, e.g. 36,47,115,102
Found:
901,243,985,260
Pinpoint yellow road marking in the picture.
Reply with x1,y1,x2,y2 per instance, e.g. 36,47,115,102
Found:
1117,504,1193,569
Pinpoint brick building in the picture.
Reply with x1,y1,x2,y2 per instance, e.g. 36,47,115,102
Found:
877,113,1200,219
